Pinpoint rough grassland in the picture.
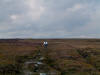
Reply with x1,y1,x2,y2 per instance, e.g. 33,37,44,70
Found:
0,39,100,75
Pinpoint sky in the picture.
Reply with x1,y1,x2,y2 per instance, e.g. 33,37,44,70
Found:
0,0,100,38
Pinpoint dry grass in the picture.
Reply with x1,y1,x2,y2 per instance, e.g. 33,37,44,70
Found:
0,39,100,75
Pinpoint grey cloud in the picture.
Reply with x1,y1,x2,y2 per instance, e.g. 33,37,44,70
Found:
0,0,100,38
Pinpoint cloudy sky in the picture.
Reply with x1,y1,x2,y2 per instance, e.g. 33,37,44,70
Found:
0,0,100,38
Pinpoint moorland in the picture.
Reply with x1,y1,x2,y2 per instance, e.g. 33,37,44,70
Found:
0,39,100,75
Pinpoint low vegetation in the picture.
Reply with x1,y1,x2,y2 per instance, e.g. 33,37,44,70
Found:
0,39,100,75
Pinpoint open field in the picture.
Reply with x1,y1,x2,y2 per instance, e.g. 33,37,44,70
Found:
0,39,100,75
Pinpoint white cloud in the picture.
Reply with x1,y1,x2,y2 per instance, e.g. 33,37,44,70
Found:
10,15,19,20
67,4,83,12
24,0,45,20
0,0,100,38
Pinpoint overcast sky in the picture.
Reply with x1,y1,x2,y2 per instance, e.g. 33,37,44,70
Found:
0,0,100,38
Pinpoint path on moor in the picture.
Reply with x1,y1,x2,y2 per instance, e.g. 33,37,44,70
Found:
22,45,58,75
23,49,46,75
22,42,77,75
